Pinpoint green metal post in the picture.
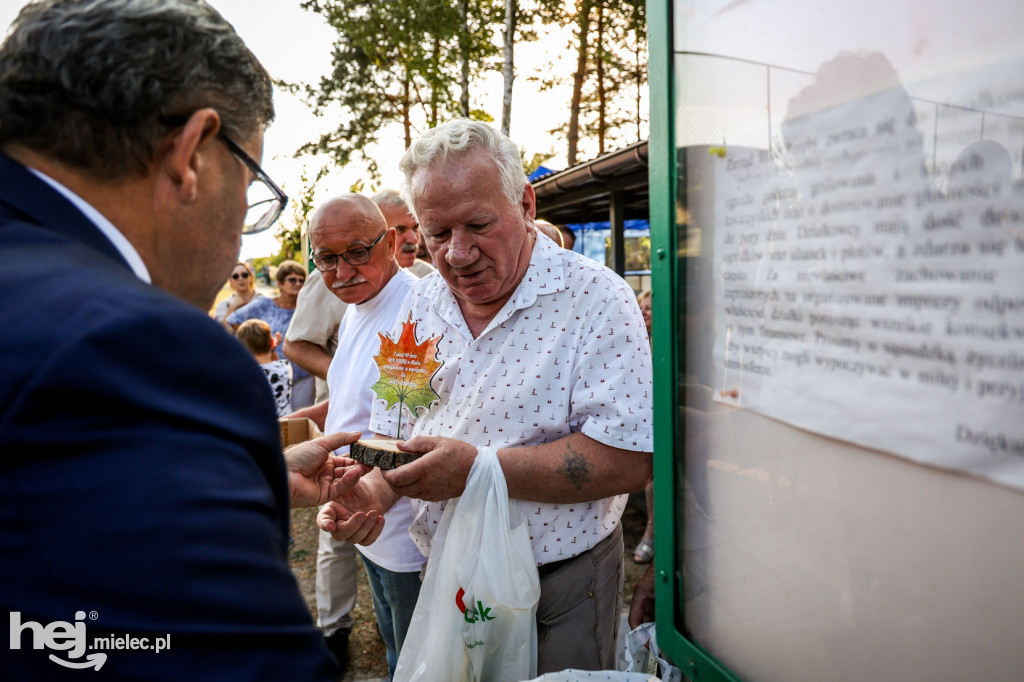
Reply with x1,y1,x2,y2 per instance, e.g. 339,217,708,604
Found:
647,1,742,679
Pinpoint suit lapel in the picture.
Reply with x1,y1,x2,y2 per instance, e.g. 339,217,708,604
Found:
0,153,130,269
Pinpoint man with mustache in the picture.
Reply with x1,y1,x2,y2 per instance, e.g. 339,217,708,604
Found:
283,191,432,405
292,194,427,680
281,190,432,671
372,188,435,278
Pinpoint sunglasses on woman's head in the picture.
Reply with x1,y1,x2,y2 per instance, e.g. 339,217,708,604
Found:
231,271,250,280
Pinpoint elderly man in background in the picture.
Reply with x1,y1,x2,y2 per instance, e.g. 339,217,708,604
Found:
320,120,653,673
371,187,436,278
281,189,432,671
0,1,364,679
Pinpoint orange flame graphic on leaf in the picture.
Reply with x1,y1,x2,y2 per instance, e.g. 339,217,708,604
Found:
370,313,443,437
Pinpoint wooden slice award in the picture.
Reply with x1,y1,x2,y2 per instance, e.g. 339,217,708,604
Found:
348,439,422,470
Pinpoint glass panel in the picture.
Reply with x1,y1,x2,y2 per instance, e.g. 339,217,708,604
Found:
673,1,1024,680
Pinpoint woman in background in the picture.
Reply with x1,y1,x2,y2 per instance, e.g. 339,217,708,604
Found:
214,262,261,329
228,260,314,409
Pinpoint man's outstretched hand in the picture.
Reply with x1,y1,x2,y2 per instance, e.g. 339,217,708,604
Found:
285,431,371,508
317,463,398,545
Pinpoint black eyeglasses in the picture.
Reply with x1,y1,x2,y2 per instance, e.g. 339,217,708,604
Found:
159,116,287,235
231,271,250,280
283,276,306,285
311,231,387,271
217,133,288,235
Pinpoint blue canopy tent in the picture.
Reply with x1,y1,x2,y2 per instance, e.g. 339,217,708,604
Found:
529,140,650,278
567,219,650,271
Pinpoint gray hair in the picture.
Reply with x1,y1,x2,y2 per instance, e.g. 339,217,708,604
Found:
399,119,527,218
0,0,273,180
370,188,409,212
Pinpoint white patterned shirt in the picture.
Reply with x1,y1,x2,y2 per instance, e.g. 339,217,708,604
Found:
370,235,653,565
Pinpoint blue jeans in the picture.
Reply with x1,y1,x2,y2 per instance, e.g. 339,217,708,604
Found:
360,554,422,680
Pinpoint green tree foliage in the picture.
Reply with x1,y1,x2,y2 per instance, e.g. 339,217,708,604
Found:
533,0,647,165
286,0,501,181
272,164,328,266
524,150,555,176
584,0,647,154
274,222,302,264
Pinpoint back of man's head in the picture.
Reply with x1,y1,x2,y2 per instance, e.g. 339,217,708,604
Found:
0,0,273,181
557,224,576,250
399,119,527,218
535,220,564,247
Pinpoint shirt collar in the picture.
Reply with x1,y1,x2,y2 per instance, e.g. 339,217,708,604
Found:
28,168,152,283
429,229,570,340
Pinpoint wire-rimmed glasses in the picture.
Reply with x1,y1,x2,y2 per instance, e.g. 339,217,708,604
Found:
158,115,288,235
216,133,288,235
311,230,387,271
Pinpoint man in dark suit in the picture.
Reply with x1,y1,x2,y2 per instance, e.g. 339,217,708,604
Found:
0,1,365,678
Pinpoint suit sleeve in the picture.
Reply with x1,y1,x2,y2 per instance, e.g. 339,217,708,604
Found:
0,302,336,681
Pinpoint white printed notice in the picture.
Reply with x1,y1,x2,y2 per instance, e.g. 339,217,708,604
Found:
707,83,1024,490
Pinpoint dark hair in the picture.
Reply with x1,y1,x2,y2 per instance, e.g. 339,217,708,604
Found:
0,0,274,180
236,319,273,355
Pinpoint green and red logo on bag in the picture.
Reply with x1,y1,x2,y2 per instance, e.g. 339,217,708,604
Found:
456,588,495,623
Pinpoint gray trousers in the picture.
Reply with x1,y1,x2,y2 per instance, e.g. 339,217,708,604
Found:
315,529,357,634
536,524,624,674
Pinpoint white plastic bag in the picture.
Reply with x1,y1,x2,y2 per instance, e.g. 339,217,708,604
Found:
395,447,541,682
526,623,681,682
527,670,659,681
622,623,682,682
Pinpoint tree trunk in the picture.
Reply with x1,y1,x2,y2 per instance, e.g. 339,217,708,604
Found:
430,37,440,127
460,0,470,117
596,1,606,155
403,74,411,149
501,0,517,135
635,40,643,141
567,0,593,166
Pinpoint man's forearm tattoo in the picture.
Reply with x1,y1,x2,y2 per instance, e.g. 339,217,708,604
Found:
556,444,593,491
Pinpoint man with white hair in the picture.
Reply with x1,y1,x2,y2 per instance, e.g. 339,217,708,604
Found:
320,120,653,673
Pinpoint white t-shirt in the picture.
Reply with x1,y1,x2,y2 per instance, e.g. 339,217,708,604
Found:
370,235,654,566
325,268,425,573
286,263,433,402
